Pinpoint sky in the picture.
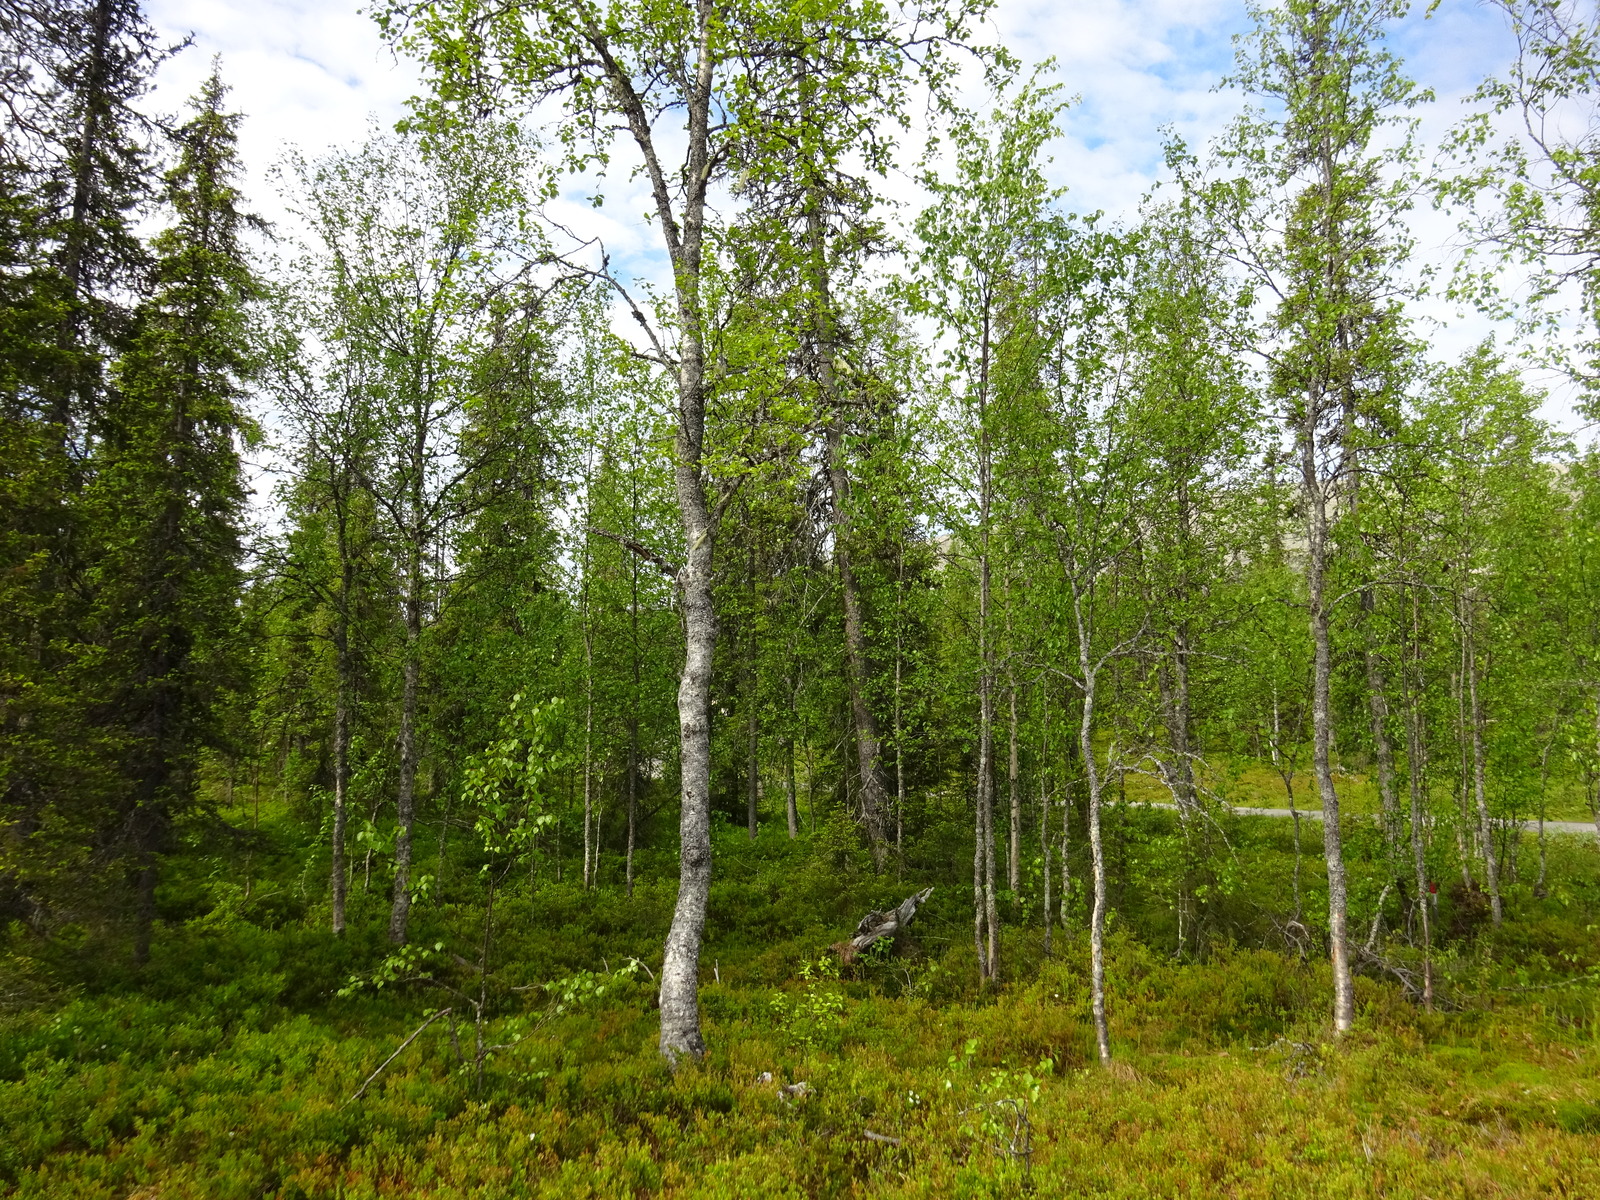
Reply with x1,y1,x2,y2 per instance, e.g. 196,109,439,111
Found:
139,0,1587,433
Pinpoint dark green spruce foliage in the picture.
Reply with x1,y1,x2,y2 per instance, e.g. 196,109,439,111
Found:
0,0,170,926
81,70,256,961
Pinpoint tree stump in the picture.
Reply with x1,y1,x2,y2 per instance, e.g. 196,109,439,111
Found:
835,887,934,964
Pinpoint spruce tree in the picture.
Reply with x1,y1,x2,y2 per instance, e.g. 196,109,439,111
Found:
1,0,171,925
85,68,256,962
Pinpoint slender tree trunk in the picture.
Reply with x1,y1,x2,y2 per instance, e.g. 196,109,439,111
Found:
133,854,157,967
975,576,999,981
1346,408,1397,862
1005,576,1021,891
1041,714,1052,957
660,410,716,1059
1271,693,1304,929
746,546,760,841
1361,599,1400,860
626,726,638,898
1158,635,1197,813
985,743,998,976
659,440,715,1059
746,688,759,842
1536,737,1553,896
1592,686,1600,846
331,592,352,937
1075,591,1111,1064
825,432,891,866
895,544,906,859
973,722,991,980
1060,701,1076,930
785,734,799,839
895,655,905,858
1007,679,1021,895
1452,666,1475,887
1404,706,1434,1008
582,629,595,890
1302,396,1354,1033
581,524,595,890
803,173,889,869
655,47,719,1052
387,592,422,944
1462,595,1502,924
1160,627,1199,956
971,301,999,982
627,552,641,897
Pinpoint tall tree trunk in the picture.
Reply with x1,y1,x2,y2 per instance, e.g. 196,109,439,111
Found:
1074,592,1111,1064
1041,711,1052,956
627,552,641,896
133,853,157,967
1452,666,1475,887
972,300,999,982
387,591,422,944
330,579,352,937
825,431,890,866
1535,736,1553,896
1403,702,1434,1007
1271,693,1305,929
1158,633,1197,813
804,170,889,869
1158,627,1198,955
1462,594,1503,924
894,675,905,858
1592,686,1600,846
626,725,638,898
1302,395,1354,1034
1007,635,1021,891
973,722,991,980
659,402,715,1060
1362,619,1399,860
785,733,799,839
984,738,998,975
659,422,715,1061
1402,591,1434,1007
746,691,759,842
655,51,718,1051
1060,699,1077,930
975,552,998,981
581,531,595,890
895,551,906,859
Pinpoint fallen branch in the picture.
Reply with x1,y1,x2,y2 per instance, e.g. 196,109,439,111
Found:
863,1130,902,1146
351,1008,452,1102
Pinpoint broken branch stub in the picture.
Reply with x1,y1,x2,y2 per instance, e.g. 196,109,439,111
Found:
837,887,934,963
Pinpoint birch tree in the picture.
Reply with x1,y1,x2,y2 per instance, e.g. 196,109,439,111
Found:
383,0,994,1060
1195,0,1424,1034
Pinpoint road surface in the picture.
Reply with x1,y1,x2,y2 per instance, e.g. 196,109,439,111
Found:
1124,802,1597,836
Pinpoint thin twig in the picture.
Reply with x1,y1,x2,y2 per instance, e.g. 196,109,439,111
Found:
350,1008,452,1102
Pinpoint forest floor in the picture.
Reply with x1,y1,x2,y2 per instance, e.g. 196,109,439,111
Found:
2,793,1598,1198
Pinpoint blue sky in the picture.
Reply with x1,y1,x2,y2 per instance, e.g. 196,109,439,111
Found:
140,0,1584,430
140,0,1516,236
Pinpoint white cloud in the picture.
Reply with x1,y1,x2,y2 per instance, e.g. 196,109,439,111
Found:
145,0,419,234
139,0,1586,431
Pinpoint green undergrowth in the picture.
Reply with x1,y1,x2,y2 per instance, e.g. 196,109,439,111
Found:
2,813,1598,1197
